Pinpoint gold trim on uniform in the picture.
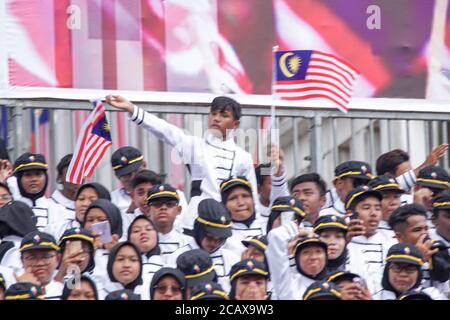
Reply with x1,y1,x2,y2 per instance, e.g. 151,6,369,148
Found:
19,242,60,252
386,254,423,266
147,191,180,202
191,290,229,300
416,178,450,187
271,204,305,217
334,171,373,180
60,234,95,245
313,222,348,233
372,183,401,191
432,201,450,208
230,268,268,282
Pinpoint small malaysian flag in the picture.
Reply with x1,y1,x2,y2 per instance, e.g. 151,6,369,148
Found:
273,50,359,113
66,100,112,184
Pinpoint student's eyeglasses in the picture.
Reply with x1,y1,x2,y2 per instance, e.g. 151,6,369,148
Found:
23,253,57,264
153,285,183,294
389,264,418,274
0,194,12,201
150,201,178,209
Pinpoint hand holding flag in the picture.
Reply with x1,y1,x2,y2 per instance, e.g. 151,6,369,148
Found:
66,100,112,184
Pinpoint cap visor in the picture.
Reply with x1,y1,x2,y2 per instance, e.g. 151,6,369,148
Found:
389,258,422,267
416,182,447,190
186,272,216,288
204,225,232,239
115,161,143,177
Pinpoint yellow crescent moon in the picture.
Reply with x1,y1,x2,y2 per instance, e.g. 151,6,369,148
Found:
280,52,295,78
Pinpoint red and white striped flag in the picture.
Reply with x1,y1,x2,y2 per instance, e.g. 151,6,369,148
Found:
273,50,359,113
66,100,112,184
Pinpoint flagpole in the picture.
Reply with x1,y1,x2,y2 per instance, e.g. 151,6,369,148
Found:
270,45,279,169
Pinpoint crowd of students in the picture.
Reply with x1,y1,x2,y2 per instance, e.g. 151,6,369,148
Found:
0,95,448,300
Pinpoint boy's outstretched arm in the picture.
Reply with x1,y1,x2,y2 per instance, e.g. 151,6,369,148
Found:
105,95,194,159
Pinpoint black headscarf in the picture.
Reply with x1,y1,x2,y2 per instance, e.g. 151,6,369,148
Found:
0,201,37,238
107,241,143,291
150,267,186,300
82,199,123,238
325,248,349,274
294,243,328,281
381,261,422,296
15,171,48,205
61,275,99,300
75,183,111,201
127,215,160,259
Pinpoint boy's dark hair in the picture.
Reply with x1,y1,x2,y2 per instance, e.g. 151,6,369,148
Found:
210,96,242,120
388,203,427,231
376,149,409,176
56,154,73,176
290,173,327,197
0,182,11,195
131,170,164,189
255,163,271,186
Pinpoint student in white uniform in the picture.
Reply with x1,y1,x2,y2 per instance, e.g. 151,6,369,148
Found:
127,216,163,293
313,215,370,285
290,173,327,229
150,267,186,300
228,259,270,300
147,184,191,257
81,199,124,290
45,182,111,241
388,203,450,297
375,145,448,194
266,235,329,300
0,201,38,273
4,282,45,300
167,199,239,293
430,190,450,249
103,241,145,299
7,153,68,232
322,161,373,217
121,170,163,239
49,154,78,219
344,186,388,294
110,146,146,214
368,175,404,247
55,228,105,296
105,95,260,232
413,165,450,231
220,177,267,255
15,231,64,300
373,243,446,300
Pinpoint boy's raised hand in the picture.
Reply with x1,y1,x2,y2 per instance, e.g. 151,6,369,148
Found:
105,95,134,113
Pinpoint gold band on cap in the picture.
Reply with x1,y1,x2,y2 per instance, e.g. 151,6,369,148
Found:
5,293,44,300
185,265,215,279
248,239,268,251
191,290,229,301
196,217,232,229
345,191,366,210
19,241,60,252
303,287,322,300
220,178,251,191
147,191,180,202
60,234,94,245
14,162,48,173
327,272,345,282
230,268,268,282
371,183,401,191
386,254,423,266
334,171,373,180
271,204,306,217
432,201,450,208
313,222,348,233
417,178,450,188
294,238,324,255
112,155,144,170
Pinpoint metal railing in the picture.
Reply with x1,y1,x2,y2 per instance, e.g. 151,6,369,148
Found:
1,97,450,195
